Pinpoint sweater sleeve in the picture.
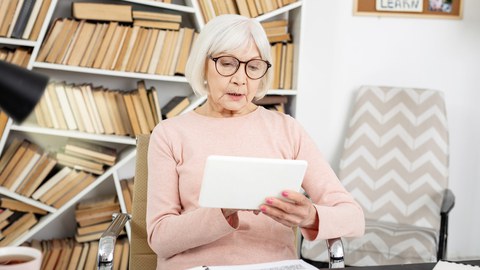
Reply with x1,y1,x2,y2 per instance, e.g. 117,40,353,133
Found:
292,121,365,241
146,124,236,259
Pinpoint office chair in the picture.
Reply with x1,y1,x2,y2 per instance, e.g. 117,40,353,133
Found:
301,86,455,266
98,134,346,269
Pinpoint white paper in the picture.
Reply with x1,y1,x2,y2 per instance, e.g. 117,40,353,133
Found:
186,259,318,270
434,260,480,270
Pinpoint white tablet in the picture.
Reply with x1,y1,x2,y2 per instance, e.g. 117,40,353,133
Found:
198,155,308,210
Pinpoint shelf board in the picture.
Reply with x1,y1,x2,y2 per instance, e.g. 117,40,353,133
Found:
255,1,303,22
0,37,38,47
121,0,196,13
0,187,57,213
11,148,137,246
10,124,137,145
32,62,189,83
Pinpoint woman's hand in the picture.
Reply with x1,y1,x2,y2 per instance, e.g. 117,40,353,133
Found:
259,190,318,229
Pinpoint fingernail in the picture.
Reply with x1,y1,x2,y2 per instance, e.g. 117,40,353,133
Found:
282,191,289,197
260,206,267,212
266,198,273,204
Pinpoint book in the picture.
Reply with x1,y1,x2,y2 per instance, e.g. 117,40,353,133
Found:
21,0,43,39
104,90,126,136
0,139,30,185
0,110,8,140
101,25,125,70
64,139,117,166
120,178,133,214
81,84,104,134
162,96,190,119
72,85,95,133
46,81,68,129
66,242,83,270
4,144,41,191
51,173,96,208
0,198,47,215
167,28,184,76
137,81,156,131
72,2,133,22
92,87,115,135
139,28,159,73
0,0,19,37
54,82,77,130
13,151,47,193
130,90,150,134
155,30,175,75
45,18,74,63
174,27,195,76
112,26,133,71
37,169,80,204
283,43,294,89
123,92,141,137
132,10,182,22
0,138,22,175
75,242,90,270
76,220,110,236
114,91,134,137
11,0,36,39
126,27,147,72
92,22,118,69
83,23,108,68
117,25,140,71
31,166,72,200
83,241,98,269
28,0,51,40
36,18,64,62
133,20,180,30
134,28,152,73
0,213,38,246
56,152,105,175
44,171,88,206
67,21,96,66
18,155,57,197
64,84,85,132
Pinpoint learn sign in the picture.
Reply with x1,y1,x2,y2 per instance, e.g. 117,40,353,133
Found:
376,0,423,12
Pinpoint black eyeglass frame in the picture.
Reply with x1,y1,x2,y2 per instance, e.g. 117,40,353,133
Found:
209,55,272,80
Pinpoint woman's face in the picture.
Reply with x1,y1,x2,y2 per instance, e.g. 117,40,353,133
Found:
205,42,263,116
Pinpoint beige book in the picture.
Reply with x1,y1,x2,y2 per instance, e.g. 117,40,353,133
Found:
131,91,150,134
10,47,29,66
279,43,287,89
174,27,194,75
52,173,96,208
147,29,166,74
115,92,134,137
28,0,51,40
162,96,190,119
36,18,64,62
77,221,110,236
155,30,175,75
104,90,126,136
137,81,156,131
72,2,132,22
126,27,147,72
66,242,82,270
19,156,57,197
113,238,123,270
0,1,12,34
75,204,120,223
92,22,118,69
38,171,82,205
134,28,152,73
72,85,95,133
150,87,163,123
0,138,22,174
0,213,38,247
284,43,294,89
44,171,88,206
92,87,114,134
64,84,85,132
81,84,104,134
77,194,117,210
31,166,72,200
197,0,211,23
110,25,129,70
167,28,184,76
45,18,74,63
120,179,132,214
13,152,47,193
132,10,181,22
261,19,288,29
67,21,95,66
268,33,291,43
254,0,263,14
0,198,47,214
101,25,125,70
41,239,61,269
74,242,90,270
225,0,238,13
56,239,73,270
41,83,59,128
133,19,180,30
33,102,47,127
6,0,24,37
272,42,282,89
122,93,141,137
146,88,158,124
5,144,41,192
56,152,104,172
0,0,19,37
21,0,44,39
118,25,140,71
47,82,68,129
235,0,251,17
112,26,132,71
79,22,102,67
119,239,129,270
0,140,29,185
57,159,103,175
139,28,159,73
57,20,82,64
55,82,78,130
264,26,288,37
84,23,108,68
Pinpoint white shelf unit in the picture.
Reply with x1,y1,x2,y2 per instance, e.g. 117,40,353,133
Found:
0,0,304,245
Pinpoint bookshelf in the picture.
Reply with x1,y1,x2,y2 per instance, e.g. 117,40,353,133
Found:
0,0,304,246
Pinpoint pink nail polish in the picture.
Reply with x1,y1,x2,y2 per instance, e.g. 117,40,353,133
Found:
266,198,273,204
260,206,267,212
282,191,289,197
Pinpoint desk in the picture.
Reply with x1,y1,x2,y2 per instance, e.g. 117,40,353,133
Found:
318,260,480,270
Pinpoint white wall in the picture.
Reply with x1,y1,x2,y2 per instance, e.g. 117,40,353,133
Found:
296,0,480,260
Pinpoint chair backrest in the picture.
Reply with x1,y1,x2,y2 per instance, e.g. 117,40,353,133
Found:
340,86,449,231
129,134,156,269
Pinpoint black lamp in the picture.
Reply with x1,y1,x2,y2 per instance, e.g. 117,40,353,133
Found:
0,60,49,122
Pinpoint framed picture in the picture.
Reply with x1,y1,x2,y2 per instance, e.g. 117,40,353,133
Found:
354,0,463,19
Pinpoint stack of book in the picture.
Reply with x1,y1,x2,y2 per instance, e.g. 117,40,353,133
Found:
0,0,52,40
33,80,162,137
270,42,294,90
37,15,197,76
56,139,117,175
162,96,190,119
74,196,124,243
120,178,134,214
261,19,291,43
254,95,288,113
0,198,47,246
0,138,56,195
0,47,32,67
199,0,298,22
132,9,182,31
25,237,129,270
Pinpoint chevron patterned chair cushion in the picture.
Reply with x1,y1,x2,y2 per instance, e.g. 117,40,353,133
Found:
302,86,449,266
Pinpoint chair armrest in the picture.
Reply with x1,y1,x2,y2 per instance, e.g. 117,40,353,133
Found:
326,238,345,268
97,213,131,270
441,188,455,214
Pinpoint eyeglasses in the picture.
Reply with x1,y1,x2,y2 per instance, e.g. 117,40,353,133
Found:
209,55,271,80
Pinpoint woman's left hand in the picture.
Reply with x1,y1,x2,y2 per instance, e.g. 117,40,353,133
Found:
260,190,318,229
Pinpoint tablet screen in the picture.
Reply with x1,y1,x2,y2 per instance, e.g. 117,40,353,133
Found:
198,155,308,210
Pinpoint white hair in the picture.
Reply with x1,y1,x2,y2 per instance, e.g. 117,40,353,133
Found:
185,14,273,99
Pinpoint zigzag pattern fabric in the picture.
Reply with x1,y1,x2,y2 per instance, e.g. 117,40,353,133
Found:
302,86,449,266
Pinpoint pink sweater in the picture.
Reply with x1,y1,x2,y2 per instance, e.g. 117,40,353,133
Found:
147,107,364,270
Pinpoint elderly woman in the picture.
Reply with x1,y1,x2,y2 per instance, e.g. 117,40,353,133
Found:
146,14,364,270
